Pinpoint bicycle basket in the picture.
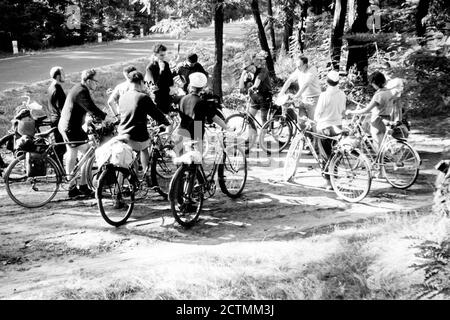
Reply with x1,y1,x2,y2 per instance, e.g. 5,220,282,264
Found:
337,136,361,151
25,152,47,177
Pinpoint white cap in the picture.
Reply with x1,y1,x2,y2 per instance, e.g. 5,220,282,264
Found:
189,72,208,88
327,70,340,82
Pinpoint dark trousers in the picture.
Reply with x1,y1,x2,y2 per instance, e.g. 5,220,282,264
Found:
317,125,342,180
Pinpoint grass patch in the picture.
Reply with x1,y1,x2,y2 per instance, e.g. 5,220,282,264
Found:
47,214,449,300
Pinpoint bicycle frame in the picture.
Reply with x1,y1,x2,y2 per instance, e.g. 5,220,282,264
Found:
239,96,280,129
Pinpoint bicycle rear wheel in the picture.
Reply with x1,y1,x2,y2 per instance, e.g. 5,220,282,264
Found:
329,149,372,203
169,164,203,228
283,134,304,181
218,145,247,198
96,166,135,227
151,144,177,199
4,154,61,208
381,140,420,189
225,113,257,152
259,116,293,155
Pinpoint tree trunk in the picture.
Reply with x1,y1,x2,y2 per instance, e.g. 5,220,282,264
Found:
213,0,224,99
251,0,276,77
330,0,348,70
416,0,431,37
282,0,295,53
346,0,370,83
312,0,323,15
298,2,308,54
267,0,276,51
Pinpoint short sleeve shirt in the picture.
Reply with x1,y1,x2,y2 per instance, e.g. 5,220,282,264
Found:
370,88,394,121
292,66,322,99
254,67,272,95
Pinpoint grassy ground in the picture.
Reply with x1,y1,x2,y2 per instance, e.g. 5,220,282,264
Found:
50,213,449,300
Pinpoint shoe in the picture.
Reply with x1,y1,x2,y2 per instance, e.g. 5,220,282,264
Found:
68,186,82,198
113,197,125,209
78,184,95,198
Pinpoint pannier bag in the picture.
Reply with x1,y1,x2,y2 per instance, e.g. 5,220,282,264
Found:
95,137,134,169
25,152,47,177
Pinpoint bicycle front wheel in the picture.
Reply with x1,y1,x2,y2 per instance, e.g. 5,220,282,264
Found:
283,134,304,182
259,116,293,155
151,144,177,199
169,164,203,228
84,154,100,190
329,149,372,203
381,140,420,189
225,113,257,152
96,166,135,227
218,145,247,198
4,154,61,208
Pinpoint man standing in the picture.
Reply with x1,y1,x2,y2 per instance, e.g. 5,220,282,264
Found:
117,71,170,176
247,51,272,125
47,66,67,162
144,44,174,114
173,53,209,93
314,71,346,189
58,69,106,198
279,56,322,119
107,65,136,118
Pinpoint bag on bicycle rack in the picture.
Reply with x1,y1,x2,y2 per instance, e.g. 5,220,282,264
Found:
25,152,46,177
391,122,409,140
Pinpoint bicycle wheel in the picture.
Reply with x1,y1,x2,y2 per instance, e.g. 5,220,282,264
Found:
4,154,61,208
169,164,203,228
381,140,420,189
96,166,135,227
84,155,100,190
283,134,304,181
0,133,15,177
259,116,293,155
329,149,372,203
218,145,247,198
225,113,257,152
151,144,177,199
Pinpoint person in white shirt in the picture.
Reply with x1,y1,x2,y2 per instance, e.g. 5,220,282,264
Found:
314,70,346,190
107,65,136,118
278,55,322,120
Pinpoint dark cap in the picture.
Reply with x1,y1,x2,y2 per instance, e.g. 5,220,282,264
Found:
187,53,198,63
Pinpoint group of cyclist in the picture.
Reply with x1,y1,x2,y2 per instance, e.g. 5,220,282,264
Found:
45,43,230,200
238,51,408,188
43,41,408,199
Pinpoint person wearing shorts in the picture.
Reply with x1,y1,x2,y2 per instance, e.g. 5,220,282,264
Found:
58,69,106,198
346,71,394,151
117,71,170,175
314,71,346,189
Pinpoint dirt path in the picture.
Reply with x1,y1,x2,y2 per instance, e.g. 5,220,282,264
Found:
0,119,446,299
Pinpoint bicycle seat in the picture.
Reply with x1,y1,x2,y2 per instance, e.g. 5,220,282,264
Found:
174,150,202,165
35,127,57,138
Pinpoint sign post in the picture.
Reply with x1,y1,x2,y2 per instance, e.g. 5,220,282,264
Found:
98,33,102,43
12,41,18,54
140,28,144,38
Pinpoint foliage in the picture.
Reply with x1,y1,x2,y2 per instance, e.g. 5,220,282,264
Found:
412,238,450,298
0,0,154,52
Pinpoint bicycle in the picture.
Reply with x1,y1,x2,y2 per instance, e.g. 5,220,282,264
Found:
0,96,52,177
168,131,248,228
346,100,421,189
96,124,176,226
283,116,372,203
3,120,114,208
225,94,281,153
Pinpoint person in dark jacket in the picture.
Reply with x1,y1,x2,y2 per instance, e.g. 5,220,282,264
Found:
144,44,174,114
248,51,272,125
58,69,106,198
47,66,67,163
117,71,170,174
173,53,209,93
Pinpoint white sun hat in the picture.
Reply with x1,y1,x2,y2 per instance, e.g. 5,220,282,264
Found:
189,72,208,88
327,70,340,82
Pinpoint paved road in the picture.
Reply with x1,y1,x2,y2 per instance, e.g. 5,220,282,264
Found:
0,22,246,91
